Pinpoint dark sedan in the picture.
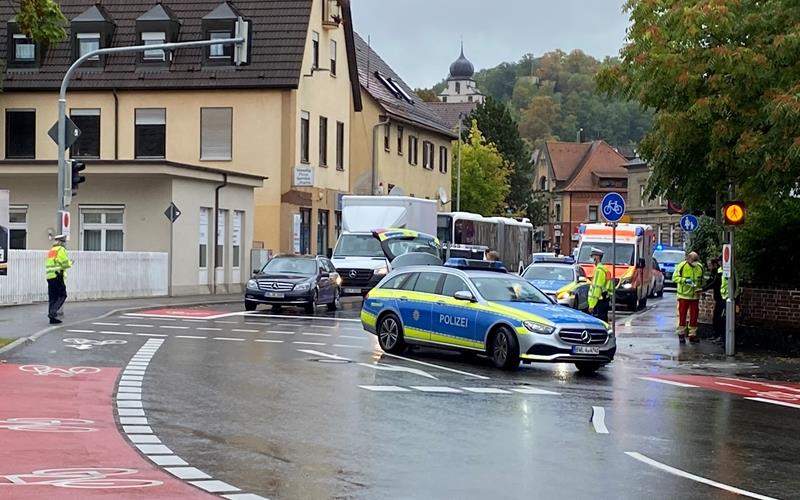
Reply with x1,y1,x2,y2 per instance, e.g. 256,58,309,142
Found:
245,255,341,313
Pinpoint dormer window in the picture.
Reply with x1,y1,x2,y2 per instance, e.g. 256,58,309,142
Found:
71,5,115,66
202,2,239,66
13,35,35,61
136,4,180,65
6,19,43,68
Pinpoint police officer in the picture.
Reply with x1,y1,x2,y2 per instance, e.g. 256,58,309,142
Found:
45,234,72,324
587,247,613,322
673,251,704,344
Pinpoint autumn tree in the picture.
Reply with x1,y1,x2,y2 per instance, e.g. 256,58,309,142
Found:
453,120,509,215
414,88,439,103
16,0,67,43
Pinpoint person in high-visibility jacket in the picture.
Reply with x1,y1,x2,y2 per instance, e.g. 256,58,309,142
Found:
588,247,614,322
45,234,72,324
673,251,704,344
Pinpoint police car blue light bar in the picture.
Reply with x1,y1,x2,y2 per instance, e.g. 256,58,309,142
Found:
444,258,507,272
532,255,575,264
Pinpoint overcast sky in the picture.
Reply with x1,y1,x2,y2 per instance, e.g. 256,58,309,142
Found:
351,0,630,89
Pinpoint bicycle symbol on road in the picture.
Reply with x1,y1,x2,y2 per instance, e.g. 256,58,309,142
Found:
63,338,128,350
19,365,102,377
602,200,624,216
0,418,98,433
0,468,162,489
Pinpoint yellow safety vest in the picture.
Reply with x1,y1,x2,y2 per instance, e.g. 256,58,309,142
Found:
588,263,614,308
673,260,703,300
45,245,72,280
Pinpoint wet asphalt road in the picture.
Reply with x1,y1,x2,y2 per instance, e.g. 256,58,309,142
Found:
4,295,799,500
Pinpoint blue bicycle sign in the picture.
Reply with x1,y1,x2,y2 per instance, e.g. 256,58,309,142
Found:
600,192,626,223
680,214,699,232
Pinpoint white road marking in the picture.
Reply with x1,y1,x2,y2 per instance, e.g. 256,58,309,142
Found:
100,331,133,336
591,406,609,434
339,335,367,340
359,385,411,392
175,335,207,339
136,333,167,337
162,326,189,330
333,344,363,349
215,321,239,325
293,341,326,346
118,381,142,387
123,425,153,434
165,467,211,480
92,322,120,326
117,400,144,408
510,387,561,395
297,349,351,361
117,409,145,416
231,329,259,333
197,327,222,331
243,311,360,323
254,339,284,344
121,375,144,381
410,386,463,393
125,324,155,328
380,352,491,380
639,377,698,388
462,387,511,394
625,452,778,500
715,381,751,390
719,377,800,393
223,494,271,500
136,444,173,455
66,329,95,334
213,337,246,342
122,316,175,321
302,332,331,337
190,480,241,493
148,455,188,466
119,417,148,425
308,325,337,329
357,363,438,380
746,397,800,410
184,319,208,323
267,330,294,335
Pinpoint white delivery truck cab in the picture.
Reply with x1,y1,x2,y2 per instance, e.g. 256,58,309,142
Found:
333,196,438,296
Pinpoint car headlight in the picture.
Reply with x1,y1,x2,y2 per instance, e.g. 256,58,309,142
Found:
246,279,258,289
374,267,388,276
622,283,633,289
522,320,555,335
294,282,311,291
618,278,632,289
557,291,573,300
335,276,342,286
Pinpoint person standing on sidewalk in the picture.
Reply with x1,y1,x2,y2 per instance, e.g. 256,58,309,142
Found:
673,251,704,344
587,247,613,322
45,235,72,324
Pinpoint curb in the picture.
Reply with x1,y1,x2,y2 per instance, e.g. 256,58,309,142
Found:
0,297,240,359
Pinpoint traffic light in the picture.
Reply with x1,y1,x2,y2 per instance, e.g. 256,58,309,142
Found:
71,160,86,196
722,201,745,225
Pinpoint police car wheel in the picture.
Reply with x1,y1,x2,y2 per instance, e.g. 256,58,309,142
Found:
489,327,520,370
574,362,602,374
377,314,406,354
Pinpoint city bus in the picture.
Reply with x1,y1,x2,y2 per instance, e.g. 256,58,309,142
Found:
437,212,534,272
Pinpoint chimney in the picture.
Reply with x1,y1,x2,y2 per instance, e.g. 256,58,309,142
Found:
576,128,583,143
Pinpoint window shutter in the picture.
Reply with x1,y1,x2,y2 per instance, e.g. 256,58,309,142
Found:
201,108,232,160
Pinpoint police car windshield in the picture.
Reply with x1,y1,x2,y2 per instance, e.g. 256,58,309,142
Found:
385,238,439,258
472,277,550,303
333,234,383,258
653,250,685,264
523,265,574,282
577,243,635,265
261,257,318,275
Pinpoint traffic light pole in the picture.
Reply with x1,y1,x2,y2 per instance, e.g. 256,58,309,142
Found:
725,180,736,356
56,28,247,235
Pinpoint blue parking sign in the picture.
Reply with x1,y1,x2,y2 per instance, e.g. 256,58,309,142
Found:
600,192,626,223
680,214,699,232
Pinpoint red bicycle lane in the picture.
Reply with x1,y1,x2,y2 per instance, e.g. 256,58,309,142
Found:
649,374,800,409
0,363,215,499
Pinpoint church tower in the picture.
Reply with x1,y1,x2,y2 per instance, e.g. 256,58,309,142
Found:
438,43,484,104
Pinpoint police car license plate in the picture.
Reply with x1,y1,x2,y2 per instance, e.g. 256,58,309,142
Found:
572,346,600,355
344,288,361,294
265,292,284,299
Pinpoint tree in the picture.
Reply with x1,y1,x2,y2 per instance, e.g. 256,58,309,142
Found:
596,0,800,210
414,88,439,103
466,98,532,217
519,95,561,143
17,0,67,43
453,120,509,215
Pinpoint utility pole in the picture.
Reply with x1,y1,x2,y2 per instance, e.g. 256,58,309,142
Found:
55,22,249,234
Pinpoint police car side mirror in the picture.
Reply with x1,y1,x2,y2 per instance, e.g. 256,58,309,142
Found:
453,290,476,302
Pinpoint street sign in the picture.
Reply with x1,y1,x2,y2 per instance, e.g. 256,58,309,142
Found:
48,118,82,150
59,210,71,241
600,192,625,223
164,203,182,223
680,214,699,232
722,244,732,278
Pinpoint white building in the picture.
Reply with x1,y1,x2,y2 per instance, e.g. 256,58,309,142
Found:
438,43,484,104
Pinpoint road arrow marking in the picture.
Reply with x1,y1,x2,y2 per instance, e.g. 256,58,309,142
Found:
357,362,438,380
297,349,351,361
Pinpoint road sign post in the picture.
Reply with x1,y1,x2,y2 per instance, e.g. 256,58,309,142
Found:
600,192,626,337
164,203,182,297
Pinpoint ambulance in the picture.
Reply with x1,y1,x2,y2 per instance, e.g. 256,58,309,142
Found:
575,223,655,310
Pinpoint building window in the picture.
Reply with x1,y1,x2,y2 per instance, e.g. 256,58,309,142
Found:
70,109,100,159
640,184,646,207
468,95,473,103
232,210,242,268
199,207,210,268
319,116,328,166
142,31,166,61
539,176,548,191
215,209,227,269
439,146,448,173
335,210,342,238
317,209,329,255
300,208,311,255
408,136,418,166
300,111,310,164
384,124,390,151
555,203,562,222
77,33,101,60
397,126,404,155
13,34,35,61
336,121,345,170
209,31,232,59
455,82,461,94
312,31,320,69
330,40,337,76
442,96,448,103
9,207,27,250
135,108,166,158
81,207,124,252
201,108,233,160
422,141,434,169
5,110,36,159
588,205,599,222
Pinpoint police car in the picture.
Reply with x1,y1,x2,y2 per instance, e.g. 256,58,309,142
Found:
361,259,615,373
521,255,590,311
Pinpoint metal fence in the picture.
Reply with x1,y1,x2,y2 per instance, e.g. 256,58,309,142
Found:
0,250,168,305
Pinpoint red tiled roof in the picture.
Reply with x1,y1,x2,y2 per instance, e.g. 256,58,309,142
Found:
545,140,629,192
